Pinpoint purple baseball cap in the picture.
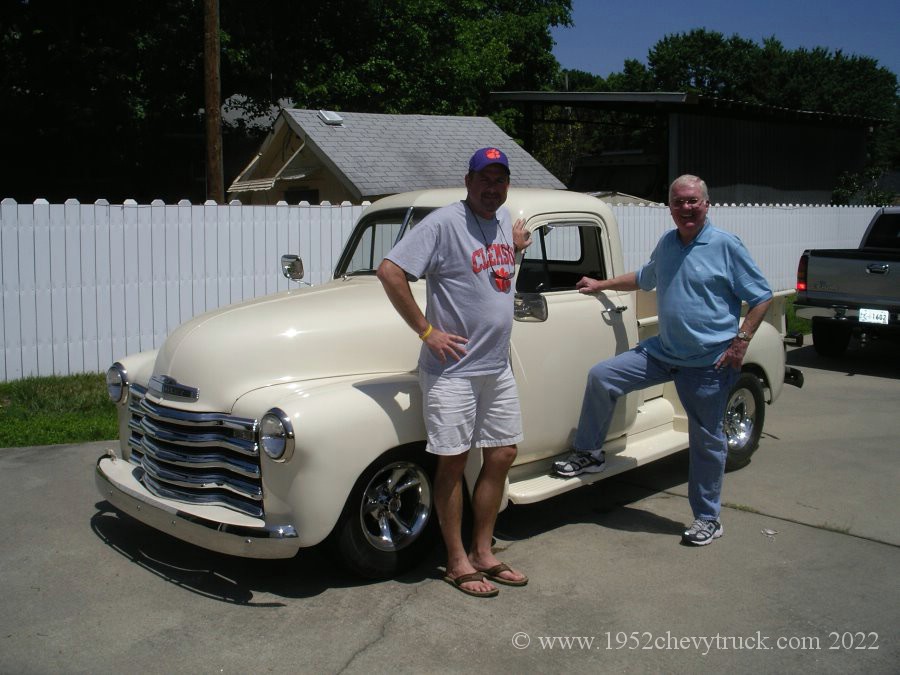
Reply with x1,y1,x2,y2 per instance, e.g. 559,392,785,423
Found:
468,147,510,174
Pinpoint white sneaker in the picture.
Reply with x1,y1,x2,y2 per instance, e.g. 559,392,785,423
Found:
553,451,606,477
681,519,723,546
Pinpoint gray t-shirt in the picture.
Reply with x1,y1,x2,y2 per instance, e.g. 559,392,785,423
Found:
385,200,516,377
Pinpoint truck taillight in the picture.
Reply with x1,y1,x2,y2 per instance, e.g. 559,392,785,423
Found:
796,253,808,292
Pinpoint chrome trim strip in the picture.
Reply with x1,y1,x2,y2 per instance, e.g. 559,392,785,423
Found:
142,472,263,517
141,456,262,502
137,397,257,432
148,374,200,402
394,206,415,244
140,436,261,479
141,454,263,501
96,457,299,559
138,416,258,456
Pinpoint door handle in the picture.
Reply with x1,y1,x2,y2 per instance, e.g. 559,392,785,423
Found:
866,263,889,275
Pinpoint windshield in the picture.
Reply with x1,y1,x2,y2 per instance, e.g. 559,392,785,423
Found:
334,207,436,277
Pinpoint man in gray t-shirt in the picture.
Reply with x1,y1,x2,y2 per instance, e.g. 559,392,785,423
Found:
386,198,516,377
377,147,531,597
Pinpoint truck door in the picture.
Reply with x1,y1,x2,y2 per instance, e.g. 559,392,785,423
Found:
510,217,639,463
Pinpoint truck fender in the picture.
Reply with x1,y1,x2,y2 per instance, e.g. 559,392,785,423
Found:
742,321,786,403
234,373,431,547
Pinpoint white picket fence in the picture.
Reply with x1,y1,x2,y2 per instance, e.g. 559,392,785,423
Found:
0,197,878,382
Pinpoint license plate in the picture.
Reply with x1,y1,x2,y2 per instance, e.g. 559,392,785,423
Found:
859,308,889,325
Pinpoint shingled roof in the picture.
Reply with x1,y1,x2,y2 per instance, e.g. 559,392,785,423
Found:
279,109,564,200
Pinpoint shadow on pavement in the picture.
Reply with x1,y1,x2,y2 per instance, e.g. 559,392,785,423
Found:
787,338,900,379
91,453,695,601
91,501,443,604
495,452,692,542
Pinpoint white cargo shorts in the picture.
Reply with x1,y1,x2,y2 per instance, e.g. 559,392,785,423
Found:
419,364,523,456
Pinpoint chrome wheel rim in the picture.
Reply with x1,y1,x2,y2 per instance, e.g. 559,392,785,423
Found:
359,461,432,552
725,385,757,452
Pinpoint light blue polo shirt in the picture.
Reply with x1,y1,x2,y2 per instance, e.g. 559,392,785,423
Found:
636,220,772,367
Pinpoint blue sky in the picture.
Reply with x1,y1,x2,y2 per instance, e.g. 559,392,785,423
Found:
551,0,900,79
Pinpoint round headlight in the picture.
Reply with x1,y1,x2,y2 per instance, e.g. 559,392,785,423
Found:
106,363,128,403
260,408,295,461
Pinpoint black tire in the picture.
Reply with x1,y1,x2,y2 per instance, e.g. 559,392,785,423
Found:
327,445,437,579
724,373,766,471
812,317,851,357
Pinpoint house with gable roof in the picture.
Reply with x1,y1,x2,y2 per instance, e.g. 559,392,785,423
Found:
227,109,565,205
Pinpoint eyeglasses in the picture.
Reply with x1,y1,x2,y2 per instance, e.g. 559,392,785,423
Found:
669,198,706,208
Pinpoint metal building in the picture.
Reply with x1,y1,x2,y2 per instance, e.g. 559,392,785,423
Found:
491,91,880,204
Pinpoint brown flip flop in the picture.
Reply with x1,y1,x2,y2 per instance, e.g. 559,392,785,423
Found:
442,571,499,597
479,562,528,586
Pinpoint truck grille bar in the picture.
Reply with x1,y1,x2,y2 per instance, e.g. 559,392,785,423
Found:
126,384,263,518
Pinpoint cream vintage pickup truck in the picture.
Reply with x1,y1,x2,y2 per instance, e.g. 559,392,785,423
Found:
97,188,802,578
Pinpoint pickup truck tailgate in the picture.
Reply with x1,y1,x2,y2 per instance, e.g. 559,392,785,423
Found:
803,249,900,309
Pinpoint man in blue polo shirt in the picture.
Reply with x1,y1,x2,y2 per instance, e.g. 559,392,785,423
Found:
553,174,773,546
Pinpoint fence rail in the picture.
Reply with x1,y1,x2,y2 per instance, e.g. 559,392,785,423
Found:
1,197,878,382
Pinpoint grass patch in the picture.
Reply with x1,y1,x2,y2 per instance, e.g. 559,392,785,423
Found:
723,502,763,514
0,373,117,447
785,295,811,335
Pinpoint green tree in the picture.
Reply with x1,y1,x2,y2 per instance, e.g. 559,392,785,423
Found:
832,166,895,205
645,30,898,118
649,29,761,99
0,0,572,203
1,0,207,201
603,59,654,92
535,29,899,194
644,29,899,174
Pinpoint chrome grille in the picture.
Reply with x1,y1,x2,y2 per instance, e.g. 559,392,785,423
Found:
127,384,263,517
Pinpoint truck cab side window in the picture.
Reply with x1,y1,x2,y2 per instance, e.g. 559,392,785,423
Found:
516,222,606,293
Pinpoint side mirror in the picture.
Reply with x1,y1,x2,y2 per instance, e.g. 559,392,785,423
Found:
281,254,305,281
514,293,548,322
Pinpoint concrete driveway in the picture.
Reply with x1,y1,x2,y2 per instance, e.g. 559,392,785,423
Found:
1,339,897,674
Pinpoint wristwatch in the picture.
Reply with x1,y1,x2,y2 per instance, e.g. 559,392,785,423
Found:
737,330,753,342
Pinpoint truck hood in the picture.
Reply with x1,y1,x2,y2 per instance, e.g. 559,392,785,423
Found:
151,277,420,411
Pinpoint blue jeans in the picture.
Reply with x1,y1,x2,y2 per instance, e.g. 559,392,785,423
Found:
574,347,739,521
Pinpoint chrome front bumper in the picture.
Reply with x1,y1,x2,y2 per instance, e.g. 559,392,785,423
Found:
95,453,300,559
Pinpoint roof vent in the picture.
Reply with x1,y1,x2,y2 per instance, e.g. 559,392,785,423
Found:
317,110,344,126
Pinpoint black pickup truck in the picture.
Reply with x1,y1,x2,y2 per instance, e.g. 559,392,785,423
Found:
795,206,900,356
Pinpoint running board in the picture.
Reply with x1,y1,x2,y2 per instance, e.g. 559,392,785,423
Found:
506,427,690,505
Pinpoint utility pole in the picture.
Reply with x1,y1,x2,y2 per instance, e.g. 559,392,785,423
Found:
204,0,224,203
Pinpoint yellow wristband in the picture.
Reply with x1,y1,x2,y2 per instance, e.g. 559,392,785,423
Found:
419,324,433,341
